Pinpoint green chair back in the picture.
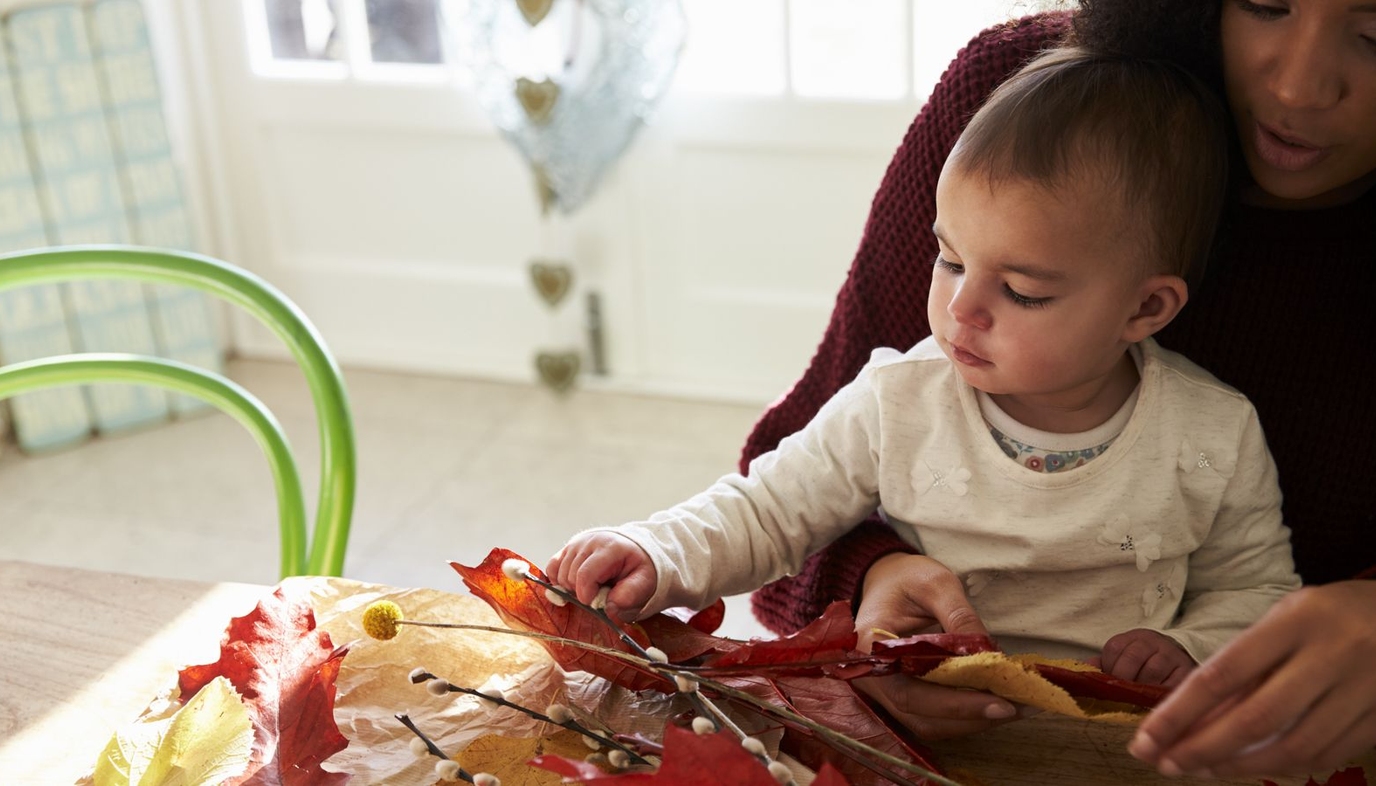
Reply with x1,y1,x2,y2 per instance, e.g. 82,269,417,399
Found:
0,245,356,578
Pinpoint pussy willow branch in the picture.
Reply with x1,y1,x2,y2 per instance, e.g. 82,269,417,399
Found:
395,713,480,783
393,619,957,786
409,668,650,766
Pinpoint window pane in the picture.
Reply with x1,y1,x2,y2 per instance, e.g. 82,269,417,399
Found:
790,0,906,100
263,0,343,61
912,0,1020,101
676,0,785,96
367,0,443,64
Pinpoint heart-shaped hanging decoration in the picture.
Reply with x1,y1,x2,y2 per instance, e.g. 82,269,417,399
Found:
515,77,560,124
461,0,687,215
515,0,555,26
535,350,581,392
529,260,574,307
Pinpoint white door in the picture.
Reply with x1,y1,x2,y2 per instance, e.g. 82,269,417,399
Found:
173,0,1041,403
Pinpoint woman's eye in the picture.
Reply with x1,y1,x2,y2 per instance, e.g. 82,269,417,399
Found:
1004,284,1052,309
1234,0,1287,20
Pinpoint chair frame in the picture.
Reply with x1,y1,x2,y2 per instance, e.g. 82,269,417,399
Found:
0,245,356,577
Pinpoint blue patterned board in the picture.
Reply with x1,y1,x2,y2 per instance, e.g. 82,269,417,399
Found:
90,0,222,416
0,14,94,452
6,2,170,434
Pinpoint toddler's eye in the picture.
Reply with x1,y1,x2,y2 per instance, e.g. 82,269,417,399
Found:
935,256,963,274
1004,284,1052,309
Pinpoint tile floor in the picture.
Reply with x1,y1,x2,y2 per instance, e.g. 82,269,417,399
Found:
0,359,774,639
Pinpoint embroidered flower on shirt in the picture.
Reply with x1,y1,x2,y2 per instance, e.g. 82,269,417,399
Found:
1178,439,1235,478
1097,513,1162,572
1141,563,1185,617
919,462,971,496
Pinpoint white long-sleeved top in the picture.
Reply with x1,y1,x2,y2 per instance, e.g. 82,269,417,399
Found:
609,337,1300,662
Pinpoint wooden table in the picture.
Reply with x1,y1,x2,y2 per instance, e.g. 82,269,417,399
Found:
1,560,1370,786
0,561,268,784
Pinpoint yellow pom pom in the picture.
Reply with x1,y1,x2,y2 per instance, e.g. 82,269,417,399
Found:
362,600,404,641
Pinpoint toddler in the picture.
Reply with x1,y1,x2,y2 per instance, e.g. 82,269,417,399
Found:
547,47,1301,685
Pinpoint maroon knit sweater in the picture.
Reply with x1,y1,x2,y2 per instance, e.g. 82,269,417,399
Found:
746,14,1376,635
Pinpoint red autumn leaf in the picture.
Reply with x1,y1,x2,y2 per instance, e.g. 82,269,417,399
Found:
1031,663,1170,708
530,724,854,785
697,602,858,671
456,554,876,686
722,674,943,786
660,598,727,635
452,549,670,691
178,586,350,786
1264,767,1370,786
636,602,862,680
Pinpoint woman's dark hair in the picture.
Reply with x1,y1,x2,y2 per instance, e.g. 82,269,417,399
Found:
1071,0,1240,285
1072,0,1225,98
950,46,1231,280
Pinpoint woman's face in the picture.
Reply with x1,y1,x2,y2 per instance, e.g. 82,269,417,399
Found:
1220,0,1376,205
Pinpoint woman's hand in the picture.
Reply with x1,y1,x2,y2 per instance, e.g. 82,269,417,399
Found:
852,553,1023,739
1130,580,1376,777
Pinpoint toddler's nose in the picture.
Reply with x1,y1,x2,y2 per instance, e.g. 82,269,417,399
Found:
947,281,992,330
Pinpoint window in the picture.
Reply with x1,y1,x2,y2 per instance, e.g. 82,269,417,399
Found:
249,0,446,79
250,0,1071,102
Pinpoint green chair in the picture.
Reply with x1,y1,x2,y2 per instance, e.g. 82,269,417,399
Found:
0,245,356,578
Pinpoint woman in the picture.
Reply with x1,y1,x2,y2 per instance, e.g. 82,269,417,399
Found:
744,0,1376,777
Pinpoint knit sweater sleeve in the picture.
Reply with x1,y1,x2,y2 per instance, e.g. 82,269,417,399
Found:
747,14,1072,635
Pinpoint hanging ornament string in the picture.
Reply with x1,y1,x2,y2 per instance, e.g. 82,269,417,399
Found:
457,0,686,391
563,0,584,68
530,214,581,393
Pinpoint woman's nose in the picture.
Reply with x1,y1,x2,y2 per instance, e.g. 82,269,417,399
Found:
947,281,992,330
1268,26,1343,110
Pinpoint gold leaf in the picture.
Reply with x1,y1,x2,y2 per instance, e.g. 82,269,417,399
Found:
923,652,1148,723
460,731,599,786
92,676,253,786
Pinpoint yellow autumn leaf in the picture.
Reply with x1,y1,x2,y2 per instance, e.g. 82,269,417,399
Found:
459,730,602,786
92,676,254,786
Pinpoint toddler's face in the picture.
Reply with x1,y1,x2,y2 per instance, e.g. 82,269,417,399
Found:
928,163,1152,408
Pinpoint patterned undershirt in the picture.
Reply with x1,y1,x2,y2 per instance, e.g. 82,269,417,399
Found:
977,347,1143,473
987,426,1118,472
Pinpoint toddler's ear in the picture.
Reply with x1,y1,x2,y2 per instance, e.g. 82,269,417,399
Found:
1123,274,1188,343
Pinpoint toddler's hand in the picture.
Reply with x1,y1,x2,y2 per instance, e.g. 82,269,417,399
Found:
545,531,658,621
1098,628,1195,687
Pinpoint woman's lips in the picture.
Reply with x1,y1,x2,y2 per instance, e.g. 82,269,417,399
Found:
1254,122,1328,172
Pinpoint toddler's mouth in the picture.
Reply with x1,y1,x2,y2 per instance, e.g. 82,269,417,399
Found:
950,342,991,367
